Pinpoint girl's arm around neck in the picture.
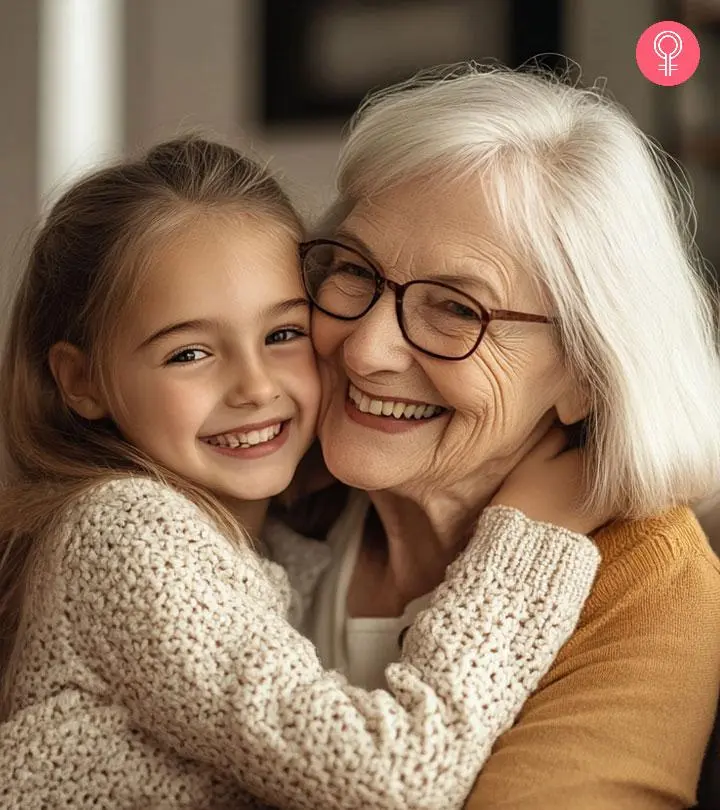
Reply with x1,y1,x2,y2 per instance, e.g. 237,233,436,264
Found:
57,476,599,810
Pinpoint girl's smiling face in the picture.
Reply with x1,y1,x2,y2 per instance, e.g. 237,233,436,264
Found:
98,213,320,503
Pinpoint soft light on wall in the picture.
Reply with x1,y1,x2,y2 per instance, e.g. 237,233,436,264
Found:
38,0,124,206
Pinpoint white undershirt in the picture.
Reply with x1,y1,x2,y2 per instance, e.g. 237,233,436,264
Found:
306,491,432,691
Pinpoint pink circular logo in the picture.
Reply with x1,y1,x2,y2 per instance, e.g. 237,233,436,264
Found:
636,21,700,86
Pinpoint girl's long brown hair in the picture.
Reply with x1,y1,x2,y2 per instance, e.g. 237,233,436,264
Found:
0,135,303,716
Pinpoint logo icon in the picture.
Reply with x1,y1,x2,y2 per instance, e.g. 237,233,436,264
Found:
654,30,683,77
636,21,700,86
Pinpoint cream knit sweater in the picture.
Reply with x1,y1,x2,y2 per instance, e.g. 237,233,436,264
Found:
0,476,599,810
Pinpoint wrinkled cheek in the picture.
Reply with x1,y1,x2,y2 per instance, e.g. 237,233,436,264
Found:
437,392,517,474
443,410,488,459
478,370,510,426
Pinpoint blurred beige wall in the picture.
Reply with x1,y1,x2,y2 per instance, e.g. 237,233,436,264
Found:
124,0,342,221
565,0,660,133
0,0,669,292
121,0,665,220
0,0,38,321
0,0,669,303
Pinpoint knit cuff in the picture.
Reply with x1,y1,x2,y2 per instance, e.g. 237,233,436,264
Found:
466,505,601,612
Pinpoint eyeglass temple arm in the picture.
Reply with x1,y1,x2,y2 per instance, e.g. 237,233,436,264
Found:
487,309,555,324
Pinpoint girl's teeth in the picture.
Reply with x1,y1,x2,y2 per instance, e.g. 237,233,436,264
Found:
347,384,444,420
206,423,283,448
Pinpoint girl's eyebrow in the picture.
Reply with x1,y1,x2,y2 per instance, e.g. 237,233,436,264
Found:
269,297,310,317
136,297,309,352
136,318,218,352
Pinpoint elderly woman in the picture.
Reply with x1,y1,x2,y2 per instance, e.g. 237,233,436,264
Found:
294,66,720,808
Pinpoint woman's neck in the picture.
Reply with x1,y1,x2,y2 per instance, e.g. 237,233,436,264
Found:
348,487,489,617
347,418,559,618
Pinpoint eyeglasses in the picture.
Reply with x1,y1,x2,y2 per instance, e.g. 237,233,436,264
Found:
299,239,555,361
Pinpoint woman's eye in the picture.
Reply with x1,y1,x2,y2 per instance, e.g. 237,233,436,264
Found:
337,262,375,280
167,347,209,364
444,300,481,320
266,327,308,345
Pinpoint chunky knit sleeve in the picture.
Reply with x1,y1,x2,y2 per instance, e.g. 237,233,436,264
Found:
59,477,599,810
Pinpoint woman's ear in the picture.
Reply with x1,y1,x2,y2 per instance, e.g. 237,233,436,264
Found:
48,342,108,420
555,383,591,426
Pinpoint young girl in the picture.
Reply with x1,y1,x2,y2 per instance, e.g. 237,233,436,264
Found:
0,136,600,810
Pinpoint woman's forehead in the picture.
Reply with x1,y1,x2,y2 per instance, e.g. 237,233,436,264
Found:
338,178,505,252
335,181,536,305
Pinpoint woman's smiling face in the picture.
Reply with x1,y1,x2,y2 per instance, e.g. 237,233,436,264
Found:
310,177,588,502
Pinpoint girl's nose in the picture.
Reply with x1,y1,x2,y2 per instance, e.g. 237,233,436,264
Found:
225,359,281,409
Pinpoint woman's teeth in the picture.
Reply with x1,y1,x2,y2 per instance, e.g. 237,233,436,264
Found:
205,422,283,448
348,384,444,420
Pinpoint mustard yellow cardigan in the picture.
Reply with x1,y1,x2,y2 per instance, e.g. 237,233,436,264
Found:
466,507,720,809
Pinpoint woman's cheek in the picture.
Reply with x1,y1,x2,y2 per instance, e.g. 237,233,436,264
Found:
310,311,346,359
291,347,323,426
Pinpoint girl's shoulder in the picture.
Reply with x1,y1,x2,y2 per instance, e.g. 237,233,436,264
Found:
56,475,239,553
65,474,203,522
51,475,237,571
51,475,289,612
55,475,223,565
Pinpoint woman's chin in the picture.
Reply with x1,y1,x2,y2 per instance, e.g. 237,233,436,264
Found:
320,434,408,492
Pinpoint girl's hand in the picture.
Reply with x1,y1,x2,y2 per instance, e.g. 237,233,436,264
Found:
490,427,609,535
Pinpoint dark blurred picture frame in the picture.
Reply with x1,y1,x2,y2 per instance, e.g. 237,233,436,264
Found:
261,0,562,127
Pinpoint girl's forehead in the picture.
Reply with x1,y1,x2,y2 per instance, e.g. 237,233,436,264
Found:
146,216,300,287
121,220,304,336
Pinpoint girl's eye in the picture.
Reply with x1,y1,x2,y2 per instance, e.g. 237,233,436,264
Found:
266,327,308,345
167,347,210,364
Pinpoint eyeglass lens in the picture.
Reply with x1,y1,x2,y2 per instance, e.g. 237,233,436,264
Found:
302,242,485,359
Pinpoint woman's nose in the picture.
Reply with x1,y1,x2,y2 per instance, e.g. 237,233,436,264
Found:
225,359,281,409
341,293,414,377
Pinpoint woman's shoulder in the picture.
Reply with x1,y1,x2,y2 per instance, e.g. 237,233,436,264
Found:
467,506,720,809
574,506,720,644
592,506,720,586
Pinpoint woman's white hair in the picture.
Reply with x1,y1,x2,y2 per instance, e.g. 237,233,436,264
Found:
328,63,720,518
